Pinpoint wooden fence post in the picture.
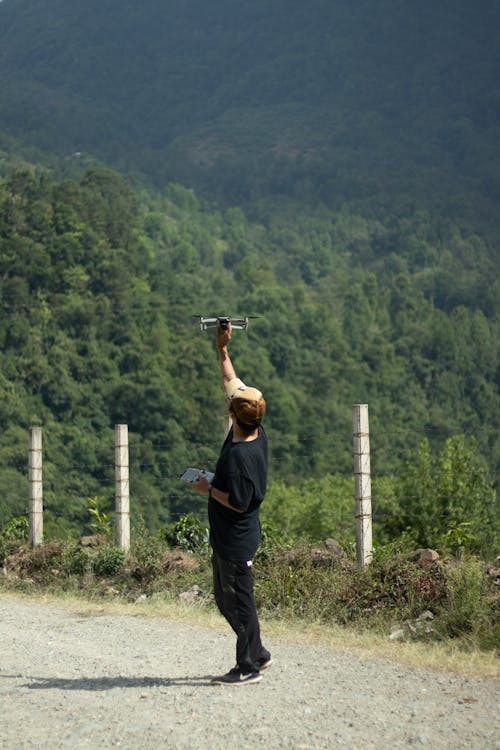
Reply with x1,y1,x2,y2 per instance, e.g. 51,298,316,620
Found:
115,424,130,551
29,427,43,547
353,404,373,567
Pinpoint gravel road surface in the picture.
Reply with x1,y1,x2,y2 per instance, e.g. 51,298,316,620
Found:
0,596,498,749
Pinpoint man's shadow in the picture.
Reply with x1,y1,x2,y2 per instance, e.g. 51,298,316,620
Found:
9,674,216,690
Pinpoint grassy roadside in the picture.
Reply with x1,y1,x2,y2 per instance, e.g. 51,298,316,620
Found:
1,518,498,681
1,588,498,682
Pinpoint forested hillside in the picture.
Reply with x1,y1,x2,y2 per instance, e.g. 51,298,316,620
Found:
0,1,498,551
0,167,498,550
0,0,499,231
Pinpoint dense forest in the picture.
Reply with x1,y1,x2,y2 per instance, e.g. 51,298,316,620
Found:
0,167,498,553
0,1,498,553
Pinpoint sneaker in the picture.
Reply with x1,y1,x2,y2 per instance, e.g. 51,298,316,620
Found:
257,656,273,670
256,650,273,670
211,668,262,686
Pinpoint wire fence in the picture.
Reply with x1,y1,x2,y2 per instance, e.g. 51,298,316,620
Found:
6,415,497,555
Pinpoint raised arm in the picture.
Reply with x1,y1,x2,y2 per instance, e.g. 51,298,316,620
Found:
216,322,237,391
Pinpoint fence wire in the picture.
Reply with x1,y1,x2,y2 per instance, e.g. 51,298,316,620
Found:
6,421,498,538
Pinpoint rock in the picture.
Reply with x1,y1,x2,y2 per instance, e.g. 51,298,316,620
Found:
179,585,202,603
417,610,434,621
485,562,500,584
389,628,405,641
410,549,440,565
134,594,148,604
79,535,105,548
162,551,199,572
324,538,345,557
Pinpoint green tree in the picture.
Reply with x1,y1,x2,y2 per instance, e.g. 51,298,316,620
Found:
394,436,498,556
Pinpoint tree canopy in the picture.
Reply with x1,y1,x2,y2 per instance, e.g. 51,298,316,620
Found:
0,166,498,551
0,2,498,552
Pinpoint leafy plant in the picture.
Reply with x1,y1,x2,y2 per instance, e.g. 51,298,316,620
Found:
163,513,209,553
395,437,498,556
87,496,113,538
442,522,477,558
93,546,126,577
0,515,29,564
129,517,167,581
255,519,291,561
262,475,354,543
61,544,92,576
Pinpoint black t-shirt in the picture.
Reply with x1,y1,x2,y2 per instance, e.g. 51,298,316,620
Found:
208,426,268,561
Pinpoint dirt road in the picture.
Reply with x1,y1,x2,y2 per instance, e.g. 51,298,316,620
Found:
0,596,498,749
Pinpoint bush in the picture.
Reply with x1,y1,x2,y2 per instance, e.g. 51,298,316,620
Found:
355,555,447,623
255,519,291,561
441,557,490,638
93,546,126,577
128,518,168,581
4,541,64,579
263,475,354,543
162,513,209,553
1,525,497,652
0,516,29,564
61,544,93,576
255,541,449,626
394,436,498,557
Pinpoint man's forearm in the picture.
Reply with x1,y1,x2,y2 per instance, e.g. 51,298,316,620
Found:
218,345,237,387
210,484,244,514
216,324,237,389
191,474,244,514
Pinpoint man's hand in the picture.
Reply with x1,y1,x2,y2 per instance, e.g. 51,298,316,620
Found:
192,474,211,495
216,320,232,352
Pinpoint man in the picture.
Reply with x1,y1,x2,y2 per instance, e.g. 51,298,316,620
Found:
191,321,272,686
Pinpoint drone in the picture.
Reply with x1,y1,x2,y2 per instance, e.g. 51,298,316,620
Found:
197,316,256,331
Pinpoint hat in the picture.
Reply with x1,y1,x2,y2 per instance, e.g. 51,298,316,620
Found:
225,378,266,426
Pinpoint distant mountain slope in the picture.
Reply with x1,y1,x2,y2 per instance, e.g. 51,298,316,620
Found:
1,0,499,220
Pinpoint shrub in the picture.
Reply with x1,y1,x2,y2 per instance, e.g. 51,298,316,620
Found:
263,475,354,543
255,542,448,626
0,516,29,564
86,496,113,539
255,546,355,621
255,519,291,561
5,542,64,579
93,546,126,577
395,436,498,557
441,557,489,638
61,544,93,576
356,556,447,622
162,513,209,553
129,518,168,581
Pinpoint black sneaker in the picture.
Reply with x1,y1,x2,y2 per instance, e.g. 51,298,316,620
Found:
257,656,273,670
211,668,262,686
256,649,273,670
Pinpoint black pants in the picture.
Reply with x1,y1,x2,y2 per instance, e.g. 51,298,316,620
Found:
211,551,267,673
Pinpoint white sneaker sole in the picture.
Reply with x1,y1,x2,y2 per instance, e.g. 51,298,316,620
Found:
211,673,263,686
